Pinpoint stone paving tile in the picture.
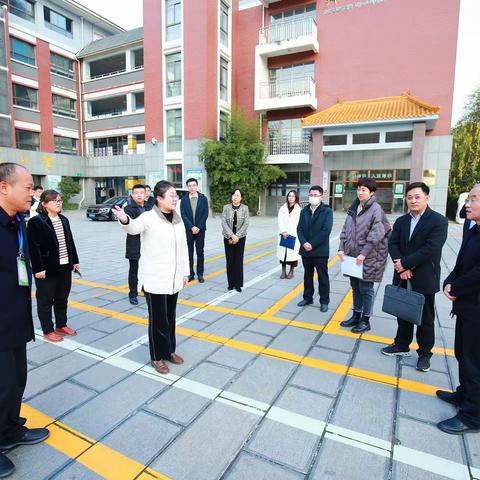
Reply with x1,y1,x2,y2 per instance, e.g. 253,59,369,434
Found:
275,385,333,420
150,402,260,480
400,365,451,390
236,296,277,313
54,462,104,479
227,355,296,404
70,327,109,345
247,419,319,472
392,462,455,480
257,284,300,301
402,353,449,374
102,410,181,464
290,365,343,397
120,344,150,364
193,308,230,323
223,287,264,305
333,377,395,441
292,307,330,326
27,342,71,366
62,374,164,439
208,346,256,371
72,363,132,392
316,332,357,353
89,316,131,333
351,340,397,376
465,433,480,469
87,323,146,353
311,439,389,480
396,416,465,464
308,346,351,366
184,362,238,389
28,381,95,419
245,319,286,337
225,452,304,480
202,315,254,338
233,331,273,348
397,389,457,424
267,326,319,356
168,337,221,376
66,311,110,330
24,352,98,399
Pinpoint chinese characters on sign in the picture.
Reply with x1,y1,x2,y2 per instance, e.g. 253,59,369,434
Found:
324,0,387,15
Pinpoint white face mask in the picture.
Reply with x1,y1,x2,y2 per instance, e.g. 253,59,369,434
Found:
309,196,321,206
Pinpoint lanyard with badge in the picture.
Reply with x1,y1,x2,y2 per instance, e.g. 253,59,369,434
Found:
16,215,29,287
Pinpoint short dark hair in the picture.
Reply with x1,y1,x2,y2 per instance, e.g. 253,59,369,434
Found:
0,162,27,184
286,190,299,205
231,188,243,199
357,177,377,192
131,184,145,192
37,189,61,215
186,178,198,186
153,180,175,198
309,185,324,195
406,182,430,195
145,185,151,190
34,185,43,191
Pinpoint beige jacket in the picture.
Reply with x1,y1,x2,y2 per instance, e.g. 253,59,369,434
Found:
121,206,189,294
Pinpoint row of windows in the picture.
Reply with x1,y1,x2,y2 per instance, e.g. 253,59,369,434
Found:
324,131,414,146
15,129,77,154
12,84,76,117
10,36,75,79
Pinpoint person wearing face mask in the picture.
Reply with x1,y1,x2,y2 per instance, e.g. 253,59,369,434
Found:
338,178,392,333
297,185,333,312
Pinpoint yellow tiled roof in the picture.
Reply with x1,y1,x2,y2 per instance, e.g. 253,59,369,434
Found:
302,90,440,127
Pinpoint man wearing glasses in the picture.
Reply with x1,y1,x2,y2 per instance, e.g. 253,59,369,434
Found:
297,185,333,312
438,184,480,434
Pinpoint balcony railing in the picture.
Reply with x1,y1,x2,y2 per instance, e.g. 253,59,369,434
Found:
268,137,311,156
259,77,315,100
259,17,316,45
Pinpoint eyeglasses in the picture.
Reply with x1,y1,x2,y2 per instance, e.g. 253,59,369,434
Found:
465,198,480,205
49,199,63,204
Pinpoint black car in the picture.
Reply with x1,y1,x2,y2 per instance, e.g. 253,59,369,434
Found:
86,196,128,221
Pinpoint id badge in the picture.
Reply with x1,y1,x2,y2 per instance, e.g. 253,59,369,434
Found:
17,256,29,287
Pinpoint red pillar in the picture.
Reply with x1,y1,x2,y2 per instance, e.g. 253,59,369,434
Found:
37,39,54,152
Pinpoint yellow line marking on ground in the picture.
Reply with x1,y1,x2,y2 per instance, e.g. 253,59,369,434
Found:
21,404,171,480
65,299,449,398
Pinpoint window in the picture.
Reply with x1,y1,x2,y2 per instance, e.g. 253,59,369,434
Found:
324,134,347,146
352,132,380,144
220,58,228,101
52,94,76,118
268,4,316,42
133,49,144,69
219,111,229,140
10,36,36,66
89,54,126,79
269,62,314,96
166,0,181,42
385,130,413,143
92,136,128,156
220,1,229,47
166,109,182,152
0,0,35,21
44,6,73,37
270,4,316,24
13,84,38,109
134,92,144,111
54,136,77,155
268,118,311,154
90,96,127,118
15,129,39,151
167,164,182,188
50,52,74,79
166,53,181,97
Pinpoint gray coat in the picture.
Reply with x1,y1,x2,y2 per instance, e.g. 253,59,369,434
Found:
339,196,392,282
221,203,249,239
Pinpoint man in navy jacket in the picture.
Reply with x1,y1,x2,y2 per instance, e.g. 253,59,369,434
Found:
180,178,209,283
0,163,49,478
297,185,333,312
438,184,480,434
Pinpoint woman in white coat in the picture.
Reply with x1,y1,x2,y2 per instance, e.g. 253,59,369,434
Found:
277,190,301,279
113,180,189,375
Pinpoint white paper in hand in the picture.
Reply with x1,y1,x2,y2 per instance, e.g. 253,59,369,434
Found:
341,255,364,279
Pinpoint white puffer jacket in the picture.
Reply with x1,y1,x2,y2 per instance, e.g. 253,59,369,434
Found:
122,206,189,294
276,203,301,262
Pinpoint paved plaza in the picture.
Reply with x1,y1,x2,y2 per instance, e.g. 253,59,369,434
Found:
8,210,479,480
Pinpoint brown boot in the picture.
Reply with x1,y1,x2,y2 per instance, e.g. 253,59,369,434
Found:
151,360,169,374
280,264,287,279
286,266,294,279
169,353,184,365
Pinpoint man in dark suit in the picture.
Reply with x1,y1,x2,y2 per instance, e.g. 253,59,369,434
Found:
180,178,209,283
437,184,480,434
382,182,448,373
0,163,49,478
124,184,149,305
297,185,333,312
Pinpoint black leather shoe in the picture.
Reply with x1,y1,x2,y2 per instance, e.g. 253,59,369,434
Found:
188,275,195,282
0,453,15,478
228,286,233,291
129,297,138,305
297,299,313,307
437,416,480,435
16,417,26,427
341,311,361,328
436,390,461,406
0,428,50,450
235,287,242,292
320,304,328,313
198,276,205,283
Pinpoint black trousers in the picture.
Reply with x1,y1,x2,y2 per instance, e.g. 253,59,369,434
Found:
144,291,178,361
224,236,246,289
302,256,330,304
35,265,72,334
128,259,139,298
395,293,435,357
0,345,27,444
455,314,480,428
186,230,206,276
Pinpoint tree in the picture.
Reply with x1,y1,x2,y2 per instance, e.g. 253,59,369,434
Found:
448,87,480,217
58,177,81,206
200,110,285,213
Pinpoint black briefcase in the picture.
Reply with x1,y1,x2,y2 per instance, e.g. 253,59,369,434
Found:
382,281,425,325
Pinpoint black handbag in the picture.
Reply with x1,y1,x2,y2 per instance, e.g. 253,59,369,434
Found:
382,280,425,325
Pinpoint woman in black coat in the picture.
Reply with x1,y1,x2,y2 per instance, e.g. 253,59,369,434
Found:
27,190,79,342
